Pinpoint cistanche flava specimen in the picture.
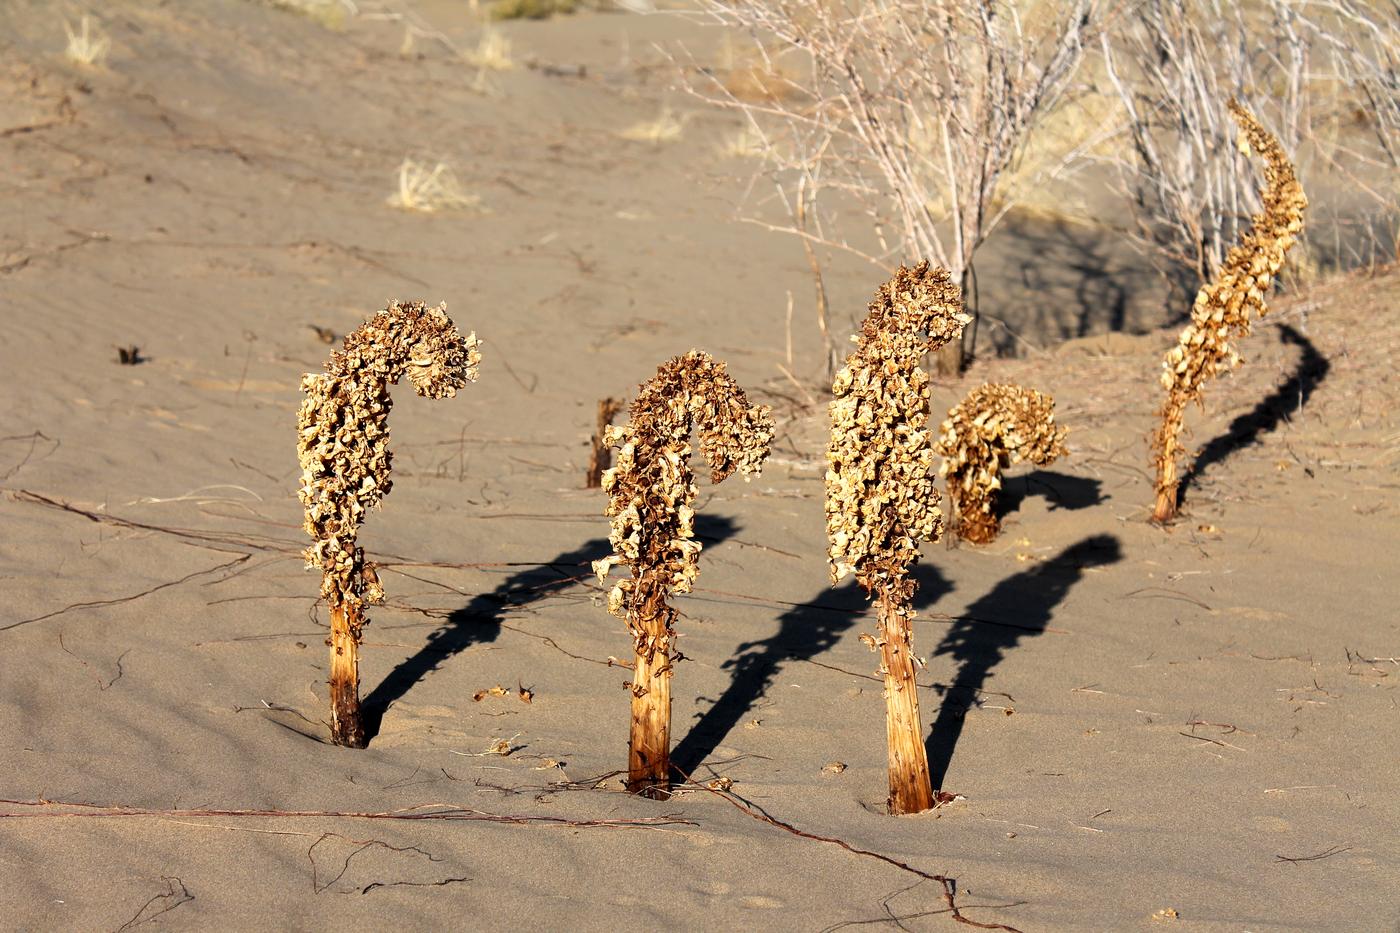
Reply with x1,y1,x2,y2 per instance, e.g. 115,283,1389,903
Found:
936,384,1067,544
298,300,481,748
1152,100,1307,524
593,350,773,797
826,262,969,815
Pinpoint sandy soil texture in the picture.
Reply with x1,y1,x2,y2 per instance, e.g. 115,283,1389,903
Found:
3,2,1398,930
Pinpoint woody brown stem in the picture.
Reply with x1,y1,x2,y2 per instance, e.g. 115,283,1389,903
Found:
1153,422,1181,525
329,601,366,749
877,587,934,815
627,585,672,799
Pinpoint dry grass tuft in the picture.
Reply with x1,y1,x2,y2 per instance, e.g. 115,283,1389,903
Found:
386,159,483,214
619,106,687,145
491,0,576,20
63,16,110,68
261,0,354,30
462,26,515,71
716,123,768,160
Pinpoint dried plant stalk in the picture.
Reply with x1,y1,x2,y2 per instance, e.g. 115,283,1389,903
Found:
1152,101,1308,524
826,262,969,815
298,301,481,747
936,384,1067,544
593,351,773,797
585,396,623,489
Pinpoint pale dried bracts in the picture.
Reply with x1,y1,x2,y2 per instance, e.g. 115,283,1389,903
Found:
825,261,969,815
1152,100,1308,524
297,300,481,747
937,384,1067,544
593,349,773,797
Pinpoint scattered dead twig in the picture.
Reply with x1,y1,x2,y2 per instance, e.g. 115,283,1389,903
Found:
0,432,59,481
1119,587,1214,611
307,833,446,895
3,555,250,632
674,767,1023,932
1178,732,1247,752
57,633,128,690
1274,845,1352,865
113,876,192,931
0,798,694,830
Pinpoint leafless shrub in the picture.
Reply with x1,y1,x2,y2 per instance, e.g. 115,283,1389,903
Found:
688,0,1102,374
1099,0,1397,292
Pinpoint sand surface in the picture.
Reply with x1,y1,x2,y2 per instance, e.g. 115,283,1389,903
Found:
3,2,1399,930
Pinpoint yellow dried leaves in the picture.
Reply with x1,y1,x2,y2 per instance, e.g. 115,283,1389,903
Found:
1152,100,1307,521
298,300,481,630
936,383,1066,544
593,350,773,662
825,262,969,590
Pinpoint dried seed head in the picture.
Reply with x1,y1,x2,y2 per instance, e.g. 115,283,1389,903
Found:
936,383,1066,544
297,300,481,632
1153,101,1307,516
595,350,773,662
826,262,969,591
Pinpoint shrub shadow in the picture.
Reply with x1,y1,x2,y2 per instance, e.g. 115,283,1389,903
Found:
925,534,1122,789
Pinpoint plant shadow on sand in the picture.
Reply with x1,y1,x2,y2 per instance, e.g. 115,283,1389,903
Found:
926,534,1122,789
994,469,1105,525
361,515,738,742
1175,323,1329,512
671,563,955,776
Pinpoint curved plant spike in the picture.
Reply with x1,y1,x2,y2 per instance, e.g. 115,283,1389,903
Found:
937,384,1067,544
593,350,773,798
1152,100,1308,524
826,261,969,815
298,301,481,748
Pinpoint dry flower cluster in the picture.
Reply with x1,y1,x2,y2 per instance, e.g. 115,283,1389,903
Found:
593,349,773,796
298,300,481,747
937,384,1067,544
1152,100,1308,523
825,261,968,815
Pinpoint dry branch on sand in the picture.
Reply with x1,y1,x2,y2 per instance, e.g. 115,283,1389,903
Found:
1151,101,1307,524
593,350,773,798
936,384,1067,544
298,301,481,747
826,262,968,815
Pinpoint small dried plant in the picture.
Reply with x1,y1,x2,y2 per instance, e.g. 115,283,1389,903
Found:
618,105,687,145
298,301,481,747
387,159,482,214
936,384,1067,544
462,26,515,71
585,396,623,489
593,350,773,797
63,16,110,68
1151,101,1307,524
827,262,968,815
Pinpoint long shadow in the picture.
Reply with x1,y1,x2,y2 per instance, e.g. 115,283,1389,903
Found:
671,563,953,775
1178,323,1329,506
995,470,1105,525
361,514,738,742
925,534,1122,789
